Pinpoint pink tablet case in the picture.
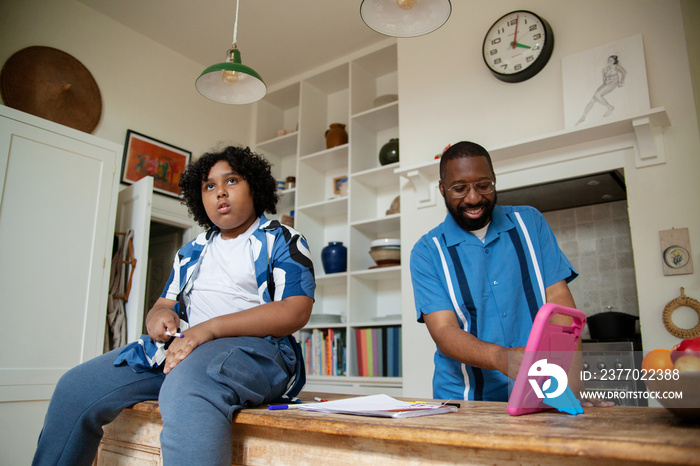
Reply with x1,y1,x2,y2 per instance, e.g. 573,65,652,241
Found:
506,303,586,416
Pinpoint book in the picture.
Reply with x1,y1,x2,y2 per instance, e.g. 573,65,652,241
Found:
298,394,458,419
365,328,374,377
326,328,333,375
372,328,379,377
356,328,365,376
387,326,395,377
381,327,387,377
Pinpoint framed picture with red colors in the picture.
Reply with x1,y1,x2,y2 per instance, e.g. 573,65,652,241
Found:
121,130,191,198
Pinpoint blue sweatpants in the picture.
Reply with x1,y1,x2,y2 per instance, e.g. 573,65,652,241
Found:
32,336,296,466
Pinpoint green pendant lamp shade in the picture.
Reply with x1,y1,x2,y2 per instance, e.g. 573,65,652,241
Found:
360,0,452,38
196,46,266,104
195,0,266,104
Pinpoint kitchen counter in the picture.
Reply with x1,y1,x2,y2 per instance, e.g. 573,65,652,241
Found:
96,392,700,465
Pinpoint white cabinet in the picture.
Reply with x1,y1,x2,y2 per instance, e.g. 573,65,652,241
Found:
0,106,200,402
0,105,122,401
254,42,402,395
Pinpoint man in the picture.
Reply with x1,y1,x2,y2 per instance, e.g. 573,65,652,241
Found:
410,141,581,401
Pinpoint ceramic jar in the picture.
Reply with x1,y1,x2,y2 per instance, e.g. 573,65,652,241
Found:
321,241,347,274
325,123,348,149
379,138,399,165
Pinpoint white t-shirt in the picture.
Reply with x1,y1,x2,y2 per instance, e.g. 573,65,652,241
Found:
187,219,260,327
469,222,490,243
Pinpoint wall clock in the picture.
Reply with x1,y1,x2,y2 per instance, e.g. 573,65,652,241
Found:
482,10,554,83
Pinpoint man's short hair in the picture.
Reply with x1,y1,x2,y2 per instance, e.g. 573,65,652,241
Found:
439,141,495,180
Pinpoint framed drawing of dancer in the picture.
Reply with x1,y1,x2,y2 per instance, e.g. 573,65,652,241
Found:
562,34,650,129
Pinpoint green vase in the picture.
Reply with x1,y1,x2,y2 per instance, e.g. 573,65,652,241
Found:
379,138,399,166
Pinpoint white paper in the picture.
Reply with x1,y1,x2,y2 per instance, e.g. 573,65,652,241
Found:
298,394,458,418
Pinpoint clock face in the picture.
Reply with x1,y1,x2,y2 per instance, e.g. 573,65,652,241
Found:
482,10,554,83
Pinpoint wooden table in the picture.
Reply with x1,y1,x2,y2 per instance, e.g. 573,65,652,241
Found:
96,392,700,465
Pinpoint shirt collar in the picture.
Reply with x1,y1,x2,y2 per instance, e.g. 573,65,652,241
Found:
442,205,515,246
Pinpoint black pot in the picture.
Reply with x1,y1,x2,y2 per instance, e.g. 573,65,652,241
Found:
587,310,639,340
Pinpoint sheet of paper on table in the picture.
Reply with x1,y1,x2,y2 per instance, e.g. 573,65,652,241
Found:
298,394,458,419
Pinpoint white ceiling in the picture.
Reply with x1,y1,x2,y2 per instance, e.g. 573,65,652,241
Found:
77,0,388,88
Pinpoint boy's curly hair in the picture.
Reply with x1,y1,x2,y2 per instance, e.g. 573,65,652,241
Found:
179,146,279,228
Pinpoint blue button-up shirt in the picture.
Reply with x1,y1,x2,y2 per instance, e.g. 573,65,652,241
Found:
410,205,577,401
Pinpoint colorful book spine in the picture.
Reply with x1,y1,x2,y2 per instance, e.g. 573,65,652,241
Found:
300,328,348,376
365,328,374,377
352,326,402,377
381,327,388,377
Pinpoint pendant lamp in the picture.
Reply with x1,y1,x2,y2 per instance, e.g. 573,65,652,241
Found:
195,0,266,104
360,0,451,38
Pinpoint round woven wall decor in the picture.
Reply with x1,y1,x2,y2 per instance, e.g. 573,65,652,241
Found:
1,46,102,133
662,287,700,339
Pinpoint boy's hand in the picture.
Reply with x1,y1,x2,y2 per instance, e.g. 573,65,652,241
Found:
145,306,180,342
162,324,215,374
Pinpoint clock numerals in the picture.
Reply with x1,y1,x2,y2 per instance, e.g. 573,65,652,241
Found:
482,10,554,83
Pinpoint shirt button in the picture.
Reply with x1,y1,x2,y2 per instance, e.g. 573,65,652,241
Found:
485,249,490,254
502,313,507,317
493,281,498,285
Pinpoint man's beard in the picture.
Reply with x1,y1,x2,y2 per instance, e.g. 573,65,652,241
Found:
444,192,496,231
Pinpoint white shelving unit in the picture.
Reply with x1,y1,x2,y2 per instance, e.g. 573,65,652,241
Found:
254,42,402,395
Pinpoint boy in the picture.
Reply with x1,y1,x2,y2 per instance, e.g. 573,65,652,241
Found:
33,146,315,466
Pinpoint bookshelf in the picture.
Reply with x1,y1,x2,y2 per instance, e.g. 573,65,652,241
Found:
254,41,403,395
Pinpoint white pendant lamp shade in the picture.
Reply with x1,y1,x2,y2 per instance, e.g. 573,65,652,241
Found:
196,47,267,104
195,0,266,104
360,0,452,38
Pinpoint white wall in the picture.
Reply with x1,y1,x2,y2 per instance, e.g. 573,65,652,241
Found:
0,1,254,463
0,0,254,158
398,0,700,398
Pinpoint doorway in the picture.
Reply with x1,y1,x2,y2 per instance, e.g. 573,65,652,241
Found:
142,221,186,333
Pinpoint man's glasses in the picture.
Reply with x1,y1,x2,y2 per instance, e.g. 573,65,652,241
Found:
444,180,495,199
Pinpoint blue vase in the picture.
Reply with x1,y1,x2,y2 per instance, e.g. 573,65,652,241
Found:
321,242,347,274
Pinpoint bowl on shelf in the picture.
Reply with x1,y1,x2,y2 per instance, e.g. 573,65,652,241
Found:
371,238,400,248
373,94,398,107
369,241,401,268
645,372,700,420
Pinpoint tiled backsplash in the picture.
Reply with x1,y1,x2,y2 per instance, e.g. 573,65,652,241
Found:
543,200,639,318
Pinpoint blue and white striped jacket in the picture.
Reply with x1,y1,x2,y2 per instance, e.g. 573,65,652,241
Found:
114,215,315,397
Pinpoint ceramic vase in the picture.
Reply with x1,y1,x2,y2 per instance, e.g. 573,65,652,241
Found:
325,123,348,149
379,138,399,165
321,241,347,274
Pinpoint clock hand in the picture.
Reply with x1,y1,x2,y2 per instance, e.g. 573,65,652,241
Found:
512,14,519,49
513,42,532,49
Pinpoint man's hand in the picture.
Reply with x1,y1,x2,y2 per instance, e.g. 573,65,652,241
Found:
424,310,522,377
502,346,526,379
581,397,616,408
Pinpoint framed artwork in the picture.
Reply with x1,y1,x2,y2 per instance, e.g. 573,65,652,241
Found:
562,34,650,129
333,175,348,196
121,130,191,198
